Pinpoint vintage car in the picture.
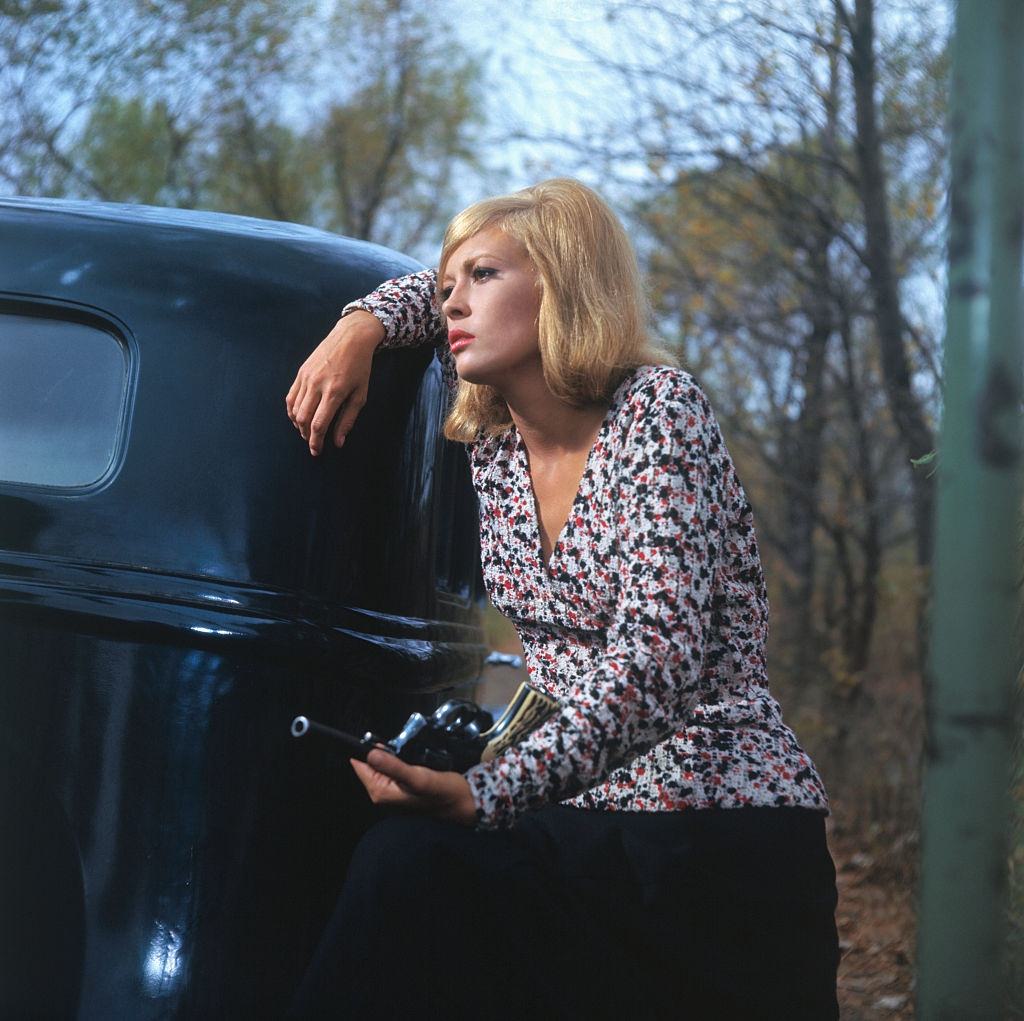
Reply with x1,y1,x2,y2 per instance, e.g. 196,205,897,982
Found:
0,197,493,1018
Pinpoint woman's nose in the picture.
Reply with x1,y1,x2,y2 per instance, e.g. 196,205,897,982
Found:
442,281,468,319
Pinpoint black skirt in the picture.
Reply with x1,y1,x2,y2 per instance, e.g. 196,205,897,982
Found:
289,805,839,1020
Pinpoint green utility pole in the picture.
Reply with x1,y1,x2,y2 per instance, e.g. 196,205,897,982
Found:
918,2,1024,1017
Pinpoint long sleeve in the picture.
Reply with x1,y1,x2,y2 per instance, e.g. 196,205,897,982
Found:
465,373,722,830
341,269,445,349
341,268,458,404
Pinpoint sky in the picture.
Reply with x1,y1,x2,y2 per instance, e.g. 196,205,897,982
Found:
437,1,630,196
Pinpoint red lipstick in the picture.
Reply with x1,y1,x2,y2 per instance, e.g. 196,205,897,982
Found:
448,329,475,353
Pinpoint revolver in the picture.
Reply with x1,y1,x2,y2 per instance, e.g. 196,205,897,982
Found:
291,682,559,773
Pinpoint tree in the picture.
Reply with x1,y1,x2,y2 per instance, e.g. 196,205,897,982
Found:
556,0,947,673
529,0,950,824
839,0,939,577
0,0,491,253
0,0,302,200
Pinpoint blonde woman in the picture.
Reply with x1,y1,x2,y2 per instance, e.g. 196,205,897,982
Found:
286,179,839,1019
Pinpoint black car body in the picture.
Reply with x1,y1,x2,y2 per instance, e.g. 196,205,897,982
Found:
0,198,486,1018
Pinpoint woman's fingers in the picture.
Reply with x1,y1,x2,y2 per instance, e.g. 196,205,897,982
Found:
304,374,368,456
330,388,366,449
285,376,299,420
286,351,319,425
294,385,324,446
292,385,311,437
350,757,406,800
306,386,348,456
350,753,477,826
365,749,435,794
350,755,422,807
286,312,382,455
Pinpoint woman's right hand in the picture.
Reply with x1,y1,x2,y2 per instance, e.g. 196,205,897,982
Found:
286,310,385,456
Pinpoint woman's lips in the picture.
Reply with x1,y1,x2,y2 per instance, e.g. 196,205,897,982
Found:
449,331,474,353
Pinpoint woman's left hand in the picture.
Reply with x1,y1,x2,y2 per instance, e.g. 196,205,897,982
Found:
350,750,477,827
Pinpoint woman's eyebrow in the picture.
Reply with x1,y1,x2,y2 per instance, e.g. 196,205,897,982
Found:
441,251,509,284
456,252,505,270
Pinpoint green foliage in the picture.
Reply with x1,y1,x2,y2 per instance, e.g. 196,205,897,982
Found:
910,449,937,475
80,97,175,204
310,57,484,247
204,108,317,223
0,1,62,16
0,0,491,251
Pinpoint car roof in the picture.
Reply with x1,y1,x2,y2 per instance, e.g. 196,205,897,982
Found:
0,195,425,325
0,195,435,584
0,195,395,251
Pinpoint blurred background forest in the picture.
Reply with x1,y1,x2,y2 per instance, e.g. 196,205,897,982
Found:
1,1,1002,1016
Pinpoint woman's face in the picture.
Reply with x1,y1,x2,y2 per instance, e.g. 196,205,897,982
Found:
439,227,543,387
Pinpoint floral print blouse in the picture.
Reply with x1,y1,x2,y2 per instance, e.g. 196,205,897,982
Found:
344,270,829,831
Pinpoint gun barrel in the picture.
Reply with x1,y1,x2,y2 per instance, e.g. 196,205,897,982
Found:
290,715,396,761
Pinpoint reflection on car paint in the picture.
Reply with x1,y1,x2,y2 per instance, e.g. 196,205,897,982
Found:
0,197,488,1019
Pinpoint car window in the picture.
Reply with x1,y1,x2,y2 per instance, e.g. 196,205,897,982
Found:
0,312,129,487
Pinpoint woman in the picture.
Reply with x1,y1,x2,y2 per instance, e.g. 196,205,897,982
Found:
285,179,839,1019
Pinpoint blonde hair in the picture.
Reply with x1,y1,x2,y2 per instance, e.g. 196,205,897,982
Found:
437,178,679,443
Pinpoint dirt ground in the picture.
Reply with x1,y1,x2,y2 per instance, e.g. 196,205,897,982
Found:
830,821,917,1019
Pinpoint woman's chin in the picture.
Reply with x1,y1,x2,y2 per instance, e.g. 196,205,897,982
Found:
452,360,491,386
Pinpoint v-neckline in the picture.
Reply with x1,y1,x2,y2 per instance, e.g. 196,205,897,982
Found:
511,372,635,578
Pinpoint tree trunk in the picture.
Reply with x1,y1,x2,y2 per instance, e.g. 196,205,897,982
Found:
838,307,881,675
780,260,831,689
845,0,936,571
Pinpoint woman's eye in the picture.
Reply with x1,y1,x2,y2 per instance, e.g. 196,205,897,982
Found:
439,286,453,300
472,266,496,281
